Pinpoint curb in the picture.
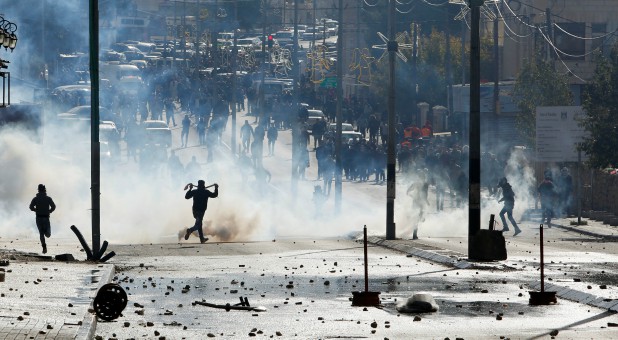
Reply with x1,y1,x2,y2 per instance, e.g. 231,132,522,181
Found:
75,263,115,340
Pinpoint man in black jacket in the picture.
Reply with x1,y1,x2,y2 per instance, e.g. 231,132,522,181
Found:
29,184,56,254
498,177,522,236
184,180,219,243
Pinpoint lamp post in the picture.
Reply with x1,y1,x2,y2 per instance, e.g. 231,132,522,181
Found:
0,16,18,107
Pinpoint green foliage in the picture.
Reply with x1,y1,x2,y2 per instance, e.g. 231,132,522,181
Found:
512,54,573,149
580,44,618,168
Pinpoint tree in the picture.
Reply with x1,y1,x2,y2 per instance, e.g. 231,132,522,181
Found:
579,44,618,168
512,54,573,149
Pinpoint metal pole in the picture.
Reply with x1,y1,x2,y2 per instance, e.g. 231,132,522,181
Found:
291,0,299,196
386,0,397,240
195,0,200,69
88,0,101,258
540,223,545,293
231,1,238,156
468,0,484,256
577,149,582,225
334,0,343,214
363,225,369,292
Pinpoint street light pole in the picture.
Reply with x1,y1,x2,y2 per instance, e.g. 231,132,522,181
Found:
386,0,397,240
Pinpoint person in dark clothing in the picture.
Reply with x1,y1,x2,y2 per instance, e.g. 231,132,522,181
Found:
267,122,278,156
498,177,522,236
184,180,219,243
538,173,556,228
29,184,56,254
181,114,191,147
557,167,573,217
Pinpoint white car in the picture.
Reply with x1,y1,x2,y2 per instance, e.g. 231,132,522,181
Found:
142,120,172,147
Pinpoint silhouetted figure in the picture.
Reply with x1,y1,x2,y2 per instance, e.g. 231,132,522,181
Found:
29,184,56,254
538,173,556,228
267,122,278,156
181,114,191,147
498,177,521,236
240,120,254,153
184,180,219,243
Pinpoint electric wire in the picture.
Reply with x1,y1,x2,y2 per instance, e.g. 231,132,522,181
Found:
553,22,616,41
536,27,587,83
419,0,449,6
494,1,533,38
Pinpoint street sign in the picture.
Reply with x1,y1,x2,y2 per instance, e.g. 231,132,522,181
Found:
320,77,337,88
536,106,588,162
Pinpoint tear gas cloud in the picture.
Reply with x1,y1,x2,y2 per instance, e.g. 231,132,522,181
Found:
0,0,540,246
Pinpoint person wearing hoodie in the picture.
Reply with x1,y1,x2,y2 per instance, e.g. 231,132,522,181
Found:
29,184,56,254
498,177,522,236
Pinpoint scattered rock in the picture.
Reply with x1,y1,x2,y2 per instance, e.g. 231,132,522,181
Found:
549,330,559,336
370,321,377,328
413,316,421,321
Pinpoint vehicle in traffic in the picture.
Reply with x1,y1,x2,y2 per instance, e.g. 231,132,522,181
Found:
327,122,354,133
306,109,326,132
341,131,363,144
142,120,172,147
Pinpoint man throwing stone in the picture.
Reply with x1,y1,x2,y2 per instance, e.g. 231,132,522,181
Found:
184,180,218,243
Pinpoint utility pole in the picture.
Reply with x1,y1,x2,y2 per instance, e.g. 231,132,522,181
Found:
545,7,553,65
468,0,484,257
334,0,343,214
493,12,500,141
411,22,418,126
291,0,299,197
386,0,397,240
231,0,238,156
195,0,201,69
173,1,177,68
446,6,453,129
88,0,101,258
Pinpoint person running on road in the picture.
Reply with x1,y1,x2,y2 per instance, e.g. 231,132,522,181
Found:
498,177,522,236
184,180,219,243
29,184,56,254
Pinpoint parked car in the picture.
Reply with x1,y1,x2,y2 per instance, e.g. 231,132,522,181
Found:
142,120,172,147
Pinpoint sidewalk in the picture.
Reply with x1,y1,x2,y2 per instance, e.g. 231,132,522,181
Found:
0,237,114,340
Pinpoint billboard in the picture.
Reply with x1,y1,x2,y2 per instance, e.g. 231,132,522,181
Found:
536,106,588,162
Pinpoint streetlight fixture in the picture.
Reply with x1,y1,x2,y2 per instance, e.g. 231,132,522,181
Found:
0,17,18,52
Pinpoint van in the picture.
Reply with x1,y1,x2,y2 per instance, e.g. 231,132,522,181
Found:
99,62,143,94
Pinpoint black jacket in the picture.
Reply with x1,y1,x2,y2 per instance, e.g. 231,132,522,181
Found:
29,193,56,218
185,186,218,212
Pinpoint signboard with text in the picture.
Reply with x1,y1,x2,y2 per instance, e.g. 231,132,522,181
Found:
536,106,588,162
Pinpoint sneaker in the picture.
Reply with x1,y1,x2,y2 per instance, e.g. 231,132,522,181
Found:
513,229,522,236
42,245,47,254
200,238,209,244
501,228,510,232
184,229,192,240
